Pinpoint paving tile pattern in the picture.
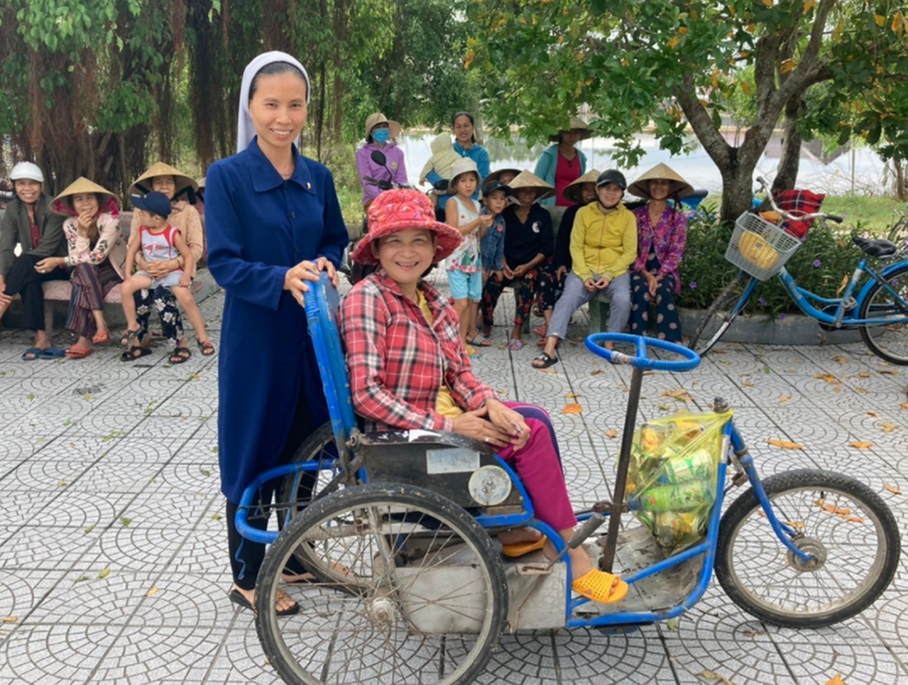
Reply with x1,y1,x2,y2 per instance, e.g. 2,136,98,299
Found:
1,272,907,684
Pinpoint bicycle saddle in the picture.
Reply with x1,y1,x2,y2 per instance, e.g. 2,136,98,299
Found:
852,236,898,258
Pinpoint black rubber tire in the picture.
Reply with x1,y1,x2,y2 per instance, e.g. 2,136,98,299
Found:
858,264,908,365
715,469,899,628
255,483,509,685
689,272,755,356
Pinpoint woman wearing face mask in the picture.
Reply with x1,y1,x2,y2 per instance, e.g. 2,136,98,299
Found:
0,162,68,359
355,113,408,210
533,170,636,369
205,51,349,616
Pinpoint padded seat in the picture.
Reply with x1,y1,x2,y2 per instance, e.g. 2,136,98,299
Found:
852,236,898,259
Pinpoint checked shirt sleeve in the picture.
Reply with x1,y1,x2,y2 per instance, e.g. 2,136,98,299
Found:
340,285,455,433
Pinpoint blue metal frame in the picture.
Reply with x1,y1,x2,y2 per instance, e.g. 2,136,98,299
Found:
733,258,908,328
236,276,816,630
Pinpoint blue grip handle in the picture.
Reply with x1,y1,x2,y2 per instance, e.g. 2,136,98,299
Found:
584,333,700,372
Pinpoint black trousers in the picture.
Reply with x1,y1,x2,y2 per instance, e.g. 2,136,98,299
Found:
225,388,319,590
3,254,69,331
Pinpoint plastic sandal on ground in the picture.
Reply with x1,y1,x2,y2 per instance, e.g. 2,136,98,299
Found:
532,352,559,369
571,568,629,604
65,345,94,359
508,338,525,351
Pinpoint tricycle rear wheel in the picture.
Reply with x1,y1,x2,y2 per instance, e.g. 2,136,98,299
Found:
715,469,899,627
255,483,508,685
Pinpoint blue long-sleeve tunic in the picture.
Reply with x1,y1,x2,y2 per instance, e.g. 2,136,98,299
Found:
205,138,349,502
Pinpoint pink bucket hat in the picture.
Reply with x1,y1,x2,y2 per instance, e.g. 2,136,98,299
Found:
351,189,463,265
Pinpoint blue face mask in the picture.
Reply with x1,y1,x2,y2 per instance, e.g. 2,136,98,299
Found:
372,128,391,144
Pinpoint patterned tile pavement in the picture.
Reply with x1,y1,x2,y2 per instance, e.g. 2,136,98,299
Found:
1,272,907,685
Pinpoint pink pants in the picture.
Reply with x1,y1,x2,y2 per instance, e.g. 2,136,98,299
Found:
496,402,577,531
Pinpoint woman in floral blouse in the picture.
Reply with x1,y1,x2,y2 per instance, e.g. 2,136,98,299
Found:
44,178,126,359
627,164,692,343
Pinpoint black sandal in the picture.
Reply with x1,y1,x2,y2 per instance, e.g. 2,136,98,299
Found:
120,345,152,362
169,347,192,364
197,339,216,356
532,352,559,369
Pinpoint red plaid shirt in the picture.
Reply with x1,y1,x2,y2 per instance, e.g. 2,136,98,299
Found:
340,270,497,433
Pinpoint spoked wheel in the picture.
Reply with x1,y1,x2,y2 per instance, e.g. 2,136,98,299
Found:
256,483,509,685
715,469,899,628
276,421,354,585
859,264,908,365
688,272,756,355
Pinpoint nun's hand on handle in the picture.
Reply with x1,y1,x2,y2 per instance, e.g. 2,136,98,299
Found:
313,256,338,288
284,259,324,306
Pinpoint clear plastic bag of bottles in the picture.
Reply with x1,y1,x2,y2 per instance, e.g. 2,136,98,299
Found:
625,411,732,556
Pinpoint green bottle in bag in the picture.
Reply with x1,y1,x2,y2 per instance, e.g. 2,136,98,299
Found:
630,480,714,512
658,448,715,485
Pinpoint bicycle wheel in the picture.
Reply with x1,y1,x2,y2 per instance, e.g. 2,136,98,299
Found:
858,264,908,364
689,272,755,355
256,483,509,685
715,469,899,628
278,421,355,586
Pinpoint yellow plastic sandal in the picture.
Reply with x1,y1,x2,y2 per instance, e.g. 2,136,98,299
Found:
501,537,546,558
571,569,629,604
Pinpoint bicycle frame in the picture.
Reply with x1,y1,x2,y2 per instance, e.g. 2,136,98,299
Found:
730,257,908,328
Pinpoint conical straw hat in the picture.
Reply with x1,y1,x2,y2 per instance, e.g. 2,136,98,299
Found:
562,168,601,204
627,163,693,199
129,162,199,196
548,116,592,142
52,177,118,215
484,167,521,185
364,112,401,141
508,170,556,203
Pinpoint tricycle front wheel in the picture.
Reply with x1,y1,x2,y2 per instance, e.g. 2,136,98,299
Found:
255,483,508,685
715,469,899,628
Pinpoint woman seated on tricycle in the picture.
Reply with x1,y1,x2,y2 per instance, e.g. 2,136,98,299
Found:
339,188,628,604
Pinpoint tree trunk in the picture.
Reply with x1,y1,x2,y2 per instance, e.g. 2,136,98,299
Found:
772,96,804,193
893,151,907,201
719,156,762,221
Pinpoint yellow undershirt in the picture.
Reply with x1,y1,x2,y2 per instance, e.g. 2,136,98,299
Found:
417,290,464,419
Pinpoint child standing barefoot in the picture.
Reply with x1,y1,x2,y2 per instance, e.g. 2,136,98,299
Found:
444,158,491,354
121,192,193,363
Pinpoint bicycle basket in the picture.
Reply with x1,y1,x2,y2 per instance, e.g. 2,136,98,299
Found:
725,212,802,280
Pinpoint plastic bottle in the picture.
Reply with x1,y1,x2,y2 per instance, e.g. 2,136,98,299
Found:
630,480,714,512
658,448,715,485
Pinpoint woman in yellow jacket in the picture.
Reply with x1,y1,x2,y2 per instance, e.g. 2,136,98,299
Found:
533,170,636,368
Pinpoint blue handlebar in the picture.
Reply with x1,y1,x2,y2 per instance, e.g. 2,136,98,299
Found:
585,333,700,372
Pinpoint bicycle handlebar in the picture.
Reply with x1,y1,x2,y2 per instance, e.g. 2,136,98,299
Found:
363,176,411,192
585,333,700,372
754,176,843,224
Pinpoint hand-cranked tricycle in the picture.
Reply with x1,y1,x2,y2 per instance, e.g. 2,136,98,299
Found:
235,273,900,685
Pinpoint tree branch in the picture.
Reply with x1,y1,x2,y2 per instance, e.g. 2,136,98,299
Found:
674,74,729,169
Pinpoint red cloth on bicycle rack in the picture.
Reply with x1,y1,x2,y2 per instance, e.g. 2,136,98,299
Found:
774,189,825,239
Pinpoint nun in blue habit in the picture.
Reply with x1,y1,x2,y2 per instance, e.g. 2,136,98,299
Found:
205,51,348,615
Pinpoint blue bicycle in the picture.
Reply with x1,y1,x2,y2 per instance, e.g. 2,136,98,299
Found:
237,275,899,685
690,177,908,363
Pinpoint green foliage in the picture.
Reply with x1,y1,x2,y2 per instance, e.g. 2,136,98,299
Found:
678,210,866,316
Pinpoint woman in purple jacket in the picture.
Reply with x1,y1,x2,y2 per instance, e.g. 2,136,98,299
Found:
355,112,408,210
